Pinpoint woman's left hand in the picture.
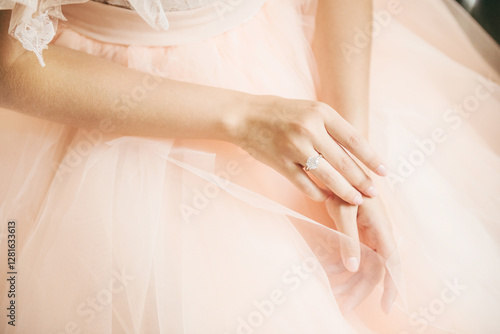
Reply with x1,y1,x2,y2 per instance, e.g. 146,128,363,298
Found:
325,195,401,314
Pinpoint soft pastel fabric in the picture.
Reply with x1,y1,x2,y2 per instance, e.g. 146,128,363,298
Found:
0,0,253,65
1,0,500,333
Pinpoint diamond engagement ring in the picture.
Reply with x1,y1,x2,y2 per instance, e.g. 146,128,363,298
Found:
304,154,323,171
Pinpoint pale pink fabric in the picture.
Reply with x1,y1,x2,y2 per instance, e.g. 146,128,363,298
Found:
1,0,500,333
61,1,267,46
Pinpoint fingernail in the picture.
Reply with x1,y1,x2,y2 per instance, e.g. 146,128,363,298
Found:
365,186,378,197
383,301,393,315
376,164,388,176
346,257,359,272
352,194,363,205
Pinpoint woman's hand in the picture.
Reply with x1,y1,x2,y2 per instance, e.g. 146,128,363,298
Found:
326,195,401,314
230,95,387,205
357,196,400,314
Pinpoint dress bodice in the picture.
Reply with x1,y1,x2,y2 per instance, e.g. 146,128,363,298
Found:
91,0,218,11
1,0,249,66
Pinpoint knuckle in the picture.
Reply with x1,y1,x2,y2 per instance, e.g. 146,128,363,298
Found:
347,134,362,148
338,155,354,173
304,103,324,121
306,100,323,111
310,101,329,115
285,104,325,139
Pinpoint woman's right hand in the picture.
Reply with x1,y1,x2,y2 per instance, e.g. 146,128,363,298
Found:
228,95,387,205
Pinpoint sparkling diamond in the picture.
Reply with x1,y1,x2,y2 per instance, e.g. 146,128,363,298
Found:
306,154,322,171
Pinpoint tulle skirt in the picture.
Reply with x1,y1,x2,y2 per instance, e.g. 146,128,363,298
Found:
1,0,500,333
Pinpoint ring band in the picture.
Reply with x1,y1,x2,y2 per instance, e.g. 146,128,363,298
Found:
304,154,323,171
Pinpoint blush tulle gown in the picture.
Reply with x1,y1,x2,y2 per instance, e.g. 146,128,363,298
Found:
1,0,499,333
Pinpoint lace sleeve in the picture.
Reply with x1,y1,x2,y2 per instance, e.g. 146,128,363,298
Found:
0,0,169,67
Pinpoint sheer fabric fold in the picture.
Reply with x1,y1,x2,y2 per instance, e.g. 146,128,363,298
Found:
1,0,500,332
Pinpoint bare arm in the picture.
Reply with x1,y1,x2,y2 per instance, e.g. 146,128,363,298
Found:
312,3,399,311
0,9,386,204
0,10,247,142
312,0,372,137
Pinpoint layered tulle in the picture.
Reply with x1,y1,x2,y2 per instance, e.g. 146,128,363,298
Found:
1,0,500,333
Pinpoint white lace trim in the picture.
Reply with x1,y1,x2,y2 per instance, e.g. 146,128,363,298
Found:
2,0,183,67
142,0,169,30
13,12,56,67
92,0,217,11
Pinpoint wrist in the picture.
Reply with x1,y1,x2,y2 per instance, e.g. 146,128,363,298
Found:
220,91,262,146
319,95,370,138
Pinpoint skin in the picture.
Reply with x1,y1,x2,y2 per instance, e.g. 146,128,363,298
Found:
313,0,400,313
0,9,383,205
0,0,398,312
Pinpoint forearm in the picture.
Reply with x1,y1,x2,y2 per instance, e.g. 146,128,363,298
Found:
312,0,372,137
0,12,247,142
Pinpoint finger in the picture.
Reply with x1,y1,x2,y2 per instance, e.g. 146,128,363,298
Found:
332,246,384,312
315,131,378,198
372,221,401,314
282,163,329,202
305,154,364,205
341,261,383,313
325,196,360,272
378,236,402,314
319,104,387,176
